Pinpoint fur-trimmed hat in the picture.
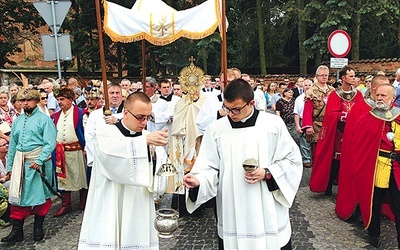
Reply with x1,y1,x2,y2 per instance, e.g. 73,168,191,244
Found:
84,87,101,99
16,89,41,101
56,87,75,100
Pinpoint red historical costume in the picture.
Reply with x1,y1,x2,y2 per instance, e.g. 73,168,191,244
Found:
351,108,400,230
335,98,395,221
302,85,335,144
310,88,363,193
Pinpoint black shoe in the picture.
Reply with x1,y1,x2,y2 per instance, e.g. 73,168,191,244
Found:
325,189,333,196
33,216,45,241
1,219,24,243
369,236,381,248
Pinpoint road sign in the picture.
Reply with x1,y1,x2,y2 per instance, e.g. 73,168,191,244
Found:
327,30,352,58
34,1,71,33
42,34,72,61
330,58,348,69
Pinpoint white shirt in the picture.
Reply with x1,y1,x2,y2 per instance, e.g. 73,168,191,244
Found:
293,93,306,119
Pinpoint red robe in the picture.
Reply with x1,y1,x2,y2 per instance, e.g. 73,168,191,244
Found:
351,112,400,228
335,99,370,219
310,90,363,192
335,99,395,222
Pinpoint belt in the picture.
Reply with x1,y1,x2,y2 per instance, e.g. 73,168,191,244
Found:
379,150,400,162
63,141,83,151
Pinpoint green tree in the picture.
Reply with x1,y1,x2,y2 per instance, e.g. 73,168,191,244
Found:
0,0,43,67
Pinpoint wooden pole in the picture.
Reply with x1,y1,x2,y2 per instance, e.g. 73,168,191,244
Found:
142,40,146,93
94,0,110,113
221,0,227,88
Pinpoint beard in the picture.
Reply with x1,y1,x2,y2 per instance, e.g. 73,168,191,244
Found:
375,101,391,111
24,107,36,115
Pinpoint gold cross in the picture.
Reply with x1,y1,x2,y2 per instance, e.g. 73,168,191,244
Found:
189,56,196,64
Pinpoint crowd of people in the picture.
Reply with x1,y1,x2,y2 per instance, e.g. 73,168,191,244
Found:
0,66,398,249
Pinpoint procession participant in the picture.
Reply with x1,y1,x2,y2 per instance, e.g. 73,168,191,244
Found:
294,79,313,168
310,66,363,196
78,92,168,250
173,83,183,97
120,78,132,94
43,78,59,115
0,138,10,188
52,88,88,216
184,79,302,250
37,90,50,116
73,87,87,108
270,82,288,111
0,89,16,127
84,83,124,185
147,79,180,133
84,87,101,114
1,89,56,242
242,73,266,111
196,69,236,134
336,75,395,222
169,80,206,187
145,76,159,103
302,65,335,160
292,77,305,99
351,84,400,248
201,75,218,98
67,77,80,89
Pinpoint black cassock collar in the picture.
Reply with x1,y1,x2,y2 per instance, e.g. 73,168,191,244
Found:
159,93,173,102
228,109,259,129
115,121,142,137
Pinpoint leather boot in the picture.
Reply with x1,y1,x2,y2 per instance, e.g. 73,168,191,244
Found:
33,216,45,241
1,219,24,242
54,191,72,217
79,189,88,210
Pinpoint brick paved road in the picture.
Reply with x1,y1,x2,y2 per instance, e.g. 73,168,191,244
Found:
0,168,397,249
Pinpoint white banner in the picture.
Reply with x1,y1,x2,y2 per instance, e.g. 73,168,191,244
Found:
104,0,226,46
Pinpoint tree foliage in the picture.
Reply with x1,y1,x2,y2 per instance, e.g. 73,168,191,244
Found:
1,0,399,76
0,0,44,66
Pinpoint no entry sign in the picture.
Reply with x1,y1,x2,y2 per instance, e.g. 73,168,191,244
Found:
327,30,352,58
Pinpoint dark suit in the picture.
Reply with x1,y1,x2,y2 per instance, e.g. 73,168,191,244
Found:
293,87,303,99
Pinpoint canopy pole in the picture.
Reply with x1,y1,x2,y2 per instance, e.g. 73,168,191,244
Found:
142,40,146,93
95,0,110,113
221,0,227,88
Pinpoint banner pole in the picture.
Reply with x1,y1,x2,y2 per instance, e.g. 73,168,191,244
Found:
142,40,146,93
221,0,227,88
95,0,110,113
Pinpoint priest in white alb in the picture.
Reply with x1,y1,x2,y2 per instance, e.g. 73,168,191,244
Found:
78,92,169,250
184,79,302,250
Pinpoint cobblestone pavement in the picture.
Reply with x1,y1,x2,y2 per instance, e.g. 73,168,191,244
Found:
0,168,398,249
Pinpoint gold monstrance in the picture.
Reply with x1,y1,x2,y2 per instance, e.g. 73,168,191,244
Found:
178,56,205,103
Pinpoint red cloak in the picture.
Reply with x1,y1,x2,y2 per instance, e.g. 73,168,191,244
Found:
335,99,370,219
335,100,395,223
351,112,399,228
310,90,363,192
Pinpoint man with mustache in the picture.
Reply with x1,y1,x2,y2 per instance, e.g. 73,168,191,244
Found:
1,89,56,243
350,83,400,248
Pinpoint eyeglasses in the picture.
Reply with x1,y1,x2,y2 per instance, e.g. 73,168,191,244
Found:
366,80,372,83
126,109,153,121
41,96,48,100
18,99,34,102
222,102,249,115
